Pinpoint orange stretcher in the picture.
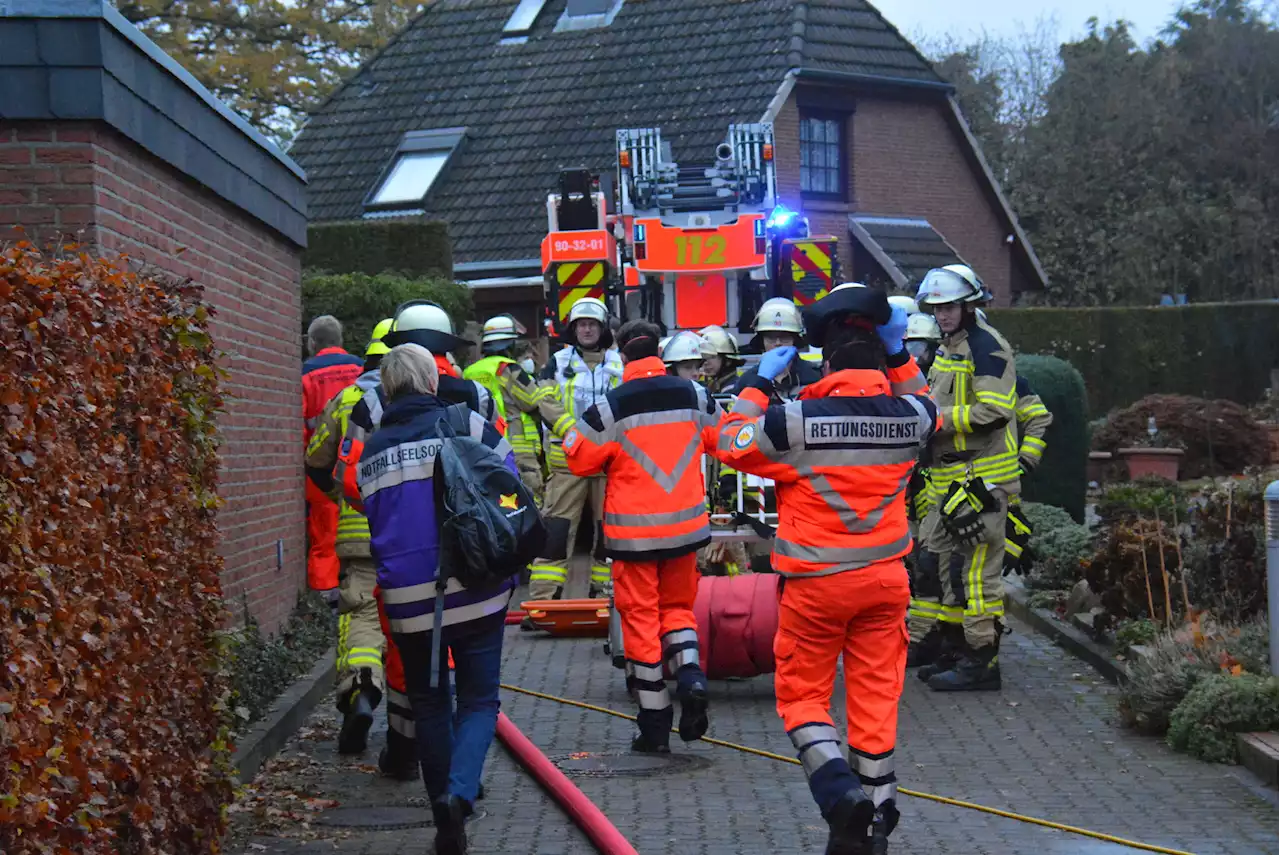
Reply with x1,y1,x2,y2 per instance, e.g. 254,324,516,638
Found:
519,598,611,637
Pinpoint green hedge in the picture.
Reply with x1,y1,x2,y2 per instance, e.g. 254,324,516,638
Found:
1016,354,1089,522
305,221,453,279
302,271,473,356
988,302,1278,415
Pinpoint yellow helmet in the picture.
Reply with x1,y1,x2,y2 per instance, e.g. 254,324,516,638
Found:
365,317,393,358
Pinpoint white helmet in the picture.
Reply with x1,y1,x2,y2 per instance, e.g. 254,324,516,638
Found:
917,264,985,307
752,297,805,334
481,314,521,346
387,300,463,353
699,325,742,361
662,331,705,365
976,308,988,323
888,295,920,316
567,297,609,326
831,281,868,291
658,335,672,353
905,312,942,343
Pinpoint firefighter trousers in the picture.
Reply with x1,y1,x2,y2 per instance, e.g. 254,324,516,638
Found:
613,552,702,726
515,451,544,507
335,557,385,705
305,480,339,591
776,561,909,816
918,493,1008,649
528,470,610,599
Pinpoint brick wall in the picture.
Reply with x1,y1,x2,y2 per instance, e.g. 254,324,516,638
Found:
0,121,305,634
772,90,1030,305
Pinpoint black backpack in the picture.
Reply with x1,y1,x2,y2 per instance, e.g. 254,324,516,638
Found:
432,405,546,592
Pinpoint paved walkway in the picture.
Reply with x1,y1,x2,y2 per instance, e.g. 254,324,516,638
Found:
230,613,1277,855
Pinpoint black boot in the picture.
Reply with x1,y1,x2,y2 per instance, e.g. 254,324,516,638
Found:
631,706,673,754
870,802,899,854
337,685,377,755
377,728,419,781
822,788,875,855
905,629,942,668
916,624,962,682
431,794,470,855
675,667,709,743
928,643,1001,692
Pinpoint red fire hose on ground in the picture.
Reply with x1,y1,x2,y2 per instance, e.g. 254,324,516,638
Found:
495,712,640,855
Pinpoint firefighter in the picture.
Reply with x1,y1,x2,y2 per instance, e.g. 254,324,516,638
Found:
903,311,945,665
913,264,1020,692
527,297,623,601
887,295,919,316
305,319,396,757
903,313,942,374
562,319,720,753
662,330,711,381
464,315,547,501
715,285,936,855
698,324,745,394
1003,376,1052,575
731,297,821,402
302,315,364,596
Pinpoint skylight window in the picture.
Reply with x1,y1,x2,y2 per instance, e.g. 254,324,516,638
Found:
553,0,625,32
503,0,547,35
364,128,466,214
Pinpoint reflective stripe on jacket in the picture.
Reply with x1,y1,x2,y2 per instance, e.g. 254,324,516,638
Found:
715,353,939,578
465,355,543,457
1015,375,1052,468
925,317,1020,498
563,356,720,559
357,395,517,634
306,369,381,557
540,346,623,471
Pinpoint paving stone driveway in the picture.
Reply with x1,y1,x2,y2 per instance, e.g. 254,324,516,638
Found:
232,614,1276,855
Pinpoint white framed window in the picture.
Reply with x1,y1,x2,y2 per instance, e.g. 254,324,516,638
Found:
364,128,466,213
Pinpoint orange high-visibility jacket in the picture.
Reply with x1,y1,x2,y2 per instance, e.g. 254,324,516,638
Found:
563,356,721,559
302,347,363,445
714,353,940,577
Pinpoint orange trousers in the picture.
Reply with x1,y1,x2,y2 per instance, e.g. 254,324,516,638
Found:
612,552,700,668
775,560,909,812
376,590,414,741
305,480,339,591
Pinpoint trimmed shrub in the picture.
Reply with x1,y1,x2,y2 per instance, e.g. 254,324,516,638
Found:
987,301,1279,414
305,221,453,279
1021,501,1092,590
1119,630,1218,734
1167,673,1279,763
1093,394,1272,479
1015,354,1089,521
1182,478,1268,621
0,244,230,852
302,271,474,357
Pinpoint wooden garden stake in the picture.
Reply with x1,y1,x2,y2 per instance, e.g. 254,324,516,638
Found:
1171,503,1192,616
1137,516,1157,623
1153,507,1174,628
1225,481,1233,540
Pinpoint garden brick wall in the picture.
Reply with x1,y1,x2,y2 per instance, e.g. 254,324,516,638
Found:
773,90,1032,306
0,120,305,634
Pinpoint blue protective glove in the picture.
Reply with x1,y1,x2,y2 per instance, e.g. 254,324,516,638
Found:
877,306,909,356
757,346,798,382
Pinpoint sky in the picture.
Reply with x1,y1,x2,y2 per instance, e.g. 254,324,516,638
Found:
875,0,1267,47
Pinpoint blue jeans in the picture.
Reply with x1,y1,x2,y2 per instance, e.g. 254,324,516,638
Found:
393,611,505,804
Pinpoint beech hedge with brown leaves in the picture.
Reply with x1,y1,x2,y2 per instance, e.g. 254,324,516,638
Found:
0,243,233,853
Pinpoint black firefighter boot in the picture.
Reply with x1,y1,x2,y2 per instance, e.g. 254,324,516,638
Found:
870,802,900,854
928,640,1001,692
904,628,942,669
431,794,471,855
337,670,379,755
377,726,419,781
916,623,963,682
823,787,875,855
631,706,673,754
675,665,710,742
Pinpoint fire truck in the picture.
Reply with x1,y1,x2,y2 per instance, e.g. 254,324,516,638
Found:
539,122,840,339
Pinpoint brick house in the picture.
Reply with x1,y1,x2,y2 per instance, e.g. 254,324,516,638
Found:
1,0,309,633
293,0,1046,330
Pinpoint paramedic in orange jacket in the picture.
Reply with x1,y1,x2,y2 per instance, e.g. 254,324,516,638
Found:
562,319,721,754
715,285,938,855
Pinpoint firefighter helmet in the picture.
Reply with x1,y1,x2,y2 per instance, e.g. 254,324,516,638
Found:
888,295,920,316
802,284,891,349
365,318,394,358
905,312,942,343
976,308,988,323
662,331,705,366
699,325,743,363
917,264,985,306
564,296,613,349
752,297,805,334
385,300,464,354
481,314,521,346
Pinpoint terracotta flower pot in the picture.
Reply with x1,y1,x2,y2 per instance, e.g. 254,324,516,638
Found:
1118,447,1184,481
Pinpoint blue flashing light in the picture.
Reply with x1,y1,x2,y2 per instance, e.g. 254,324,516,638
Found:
766,204,795,230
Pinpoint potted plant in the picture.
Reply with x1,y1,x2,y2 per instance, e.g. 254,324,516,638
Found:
1118,418,1185,481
